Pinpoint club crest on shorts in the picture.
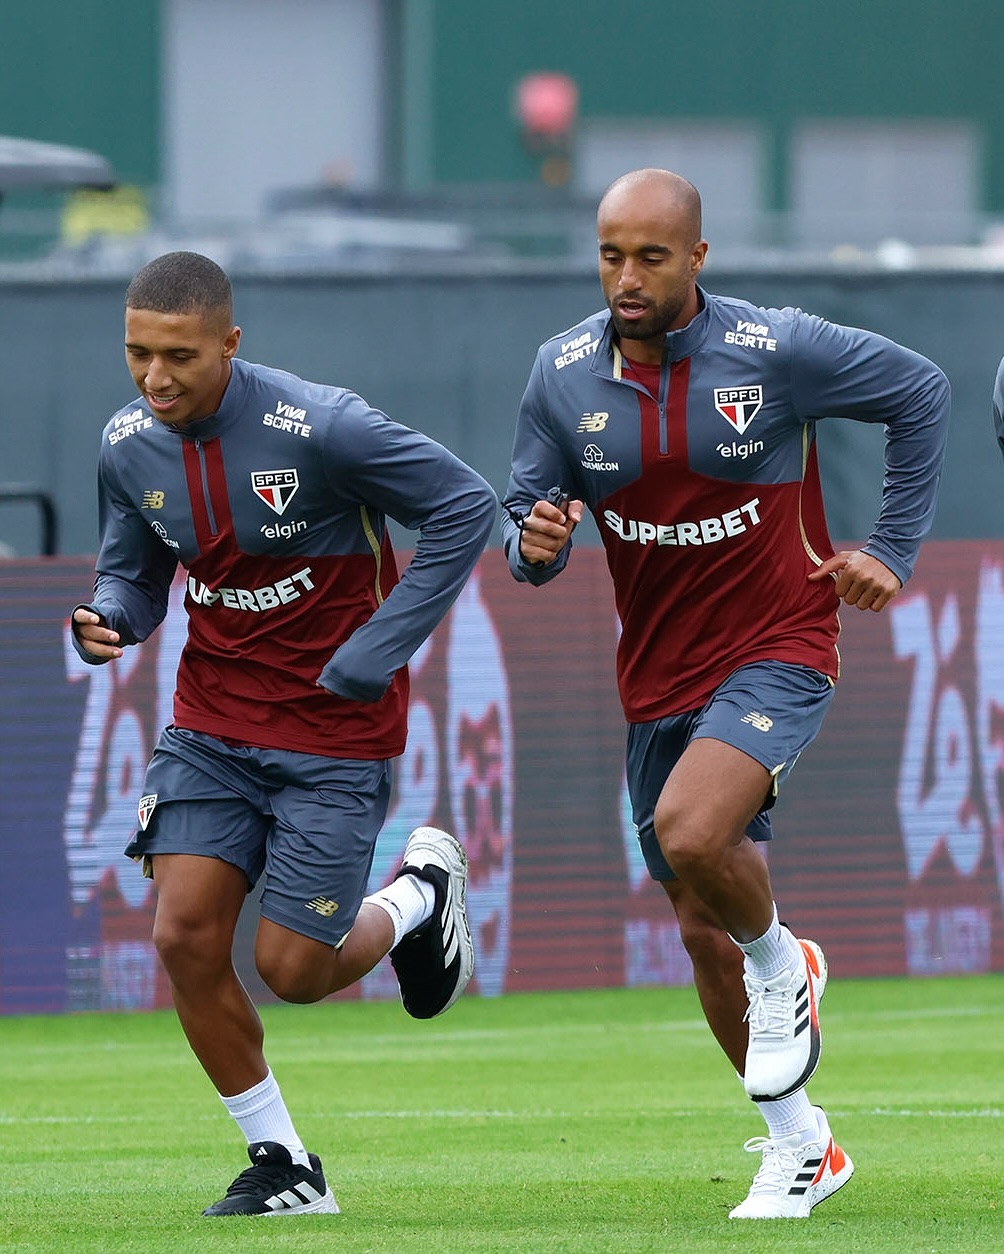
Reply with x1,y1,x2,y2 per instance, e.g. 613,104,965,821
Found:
714,385,763,435
251,469,300,516
137,793,158,831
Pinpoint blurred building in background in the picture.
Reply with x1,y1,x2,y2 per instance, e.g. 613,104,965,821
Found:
1,0,1003,263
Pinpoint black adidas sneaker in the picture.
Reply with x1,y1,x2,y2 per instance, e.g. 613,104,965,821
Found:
389,827,475,1019
202,1141,339,1216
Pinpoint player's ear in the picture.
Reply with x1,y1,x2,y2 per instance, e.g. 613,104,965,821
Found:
223,325,241,360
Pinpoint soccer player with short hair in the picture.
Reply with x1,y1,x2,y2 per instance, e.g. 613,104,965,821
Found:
502,169,950,1219
72,251,497,1217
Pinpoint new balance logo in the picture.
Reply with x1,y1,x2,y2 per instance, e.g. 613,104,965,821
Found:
305,897,339,917
741,710,773,732
141,490,165,509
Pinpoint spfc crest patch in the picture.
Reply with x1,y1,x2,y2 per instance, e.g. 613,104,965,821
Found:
251,469,300,516
137,793,158,831
714,385,763,435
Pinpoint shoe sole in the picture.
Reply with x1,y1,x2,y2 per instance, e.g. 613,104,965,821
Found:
729,1152,854,1220
400,827,475,1017
204,1188,340,1217
805,1149,854,1216
261,1190,340,1216
746,939,827,1102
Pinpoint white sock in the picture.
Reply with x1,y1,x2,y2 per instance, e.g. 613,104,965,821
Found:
364,873,436,948
731,904,802,980
754,1089,821,1142
220,1068,310,1167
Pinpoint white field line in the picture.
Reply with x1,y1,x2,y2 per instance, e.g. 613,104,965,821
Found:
2,1005,998,1059
0,1106,1000,1127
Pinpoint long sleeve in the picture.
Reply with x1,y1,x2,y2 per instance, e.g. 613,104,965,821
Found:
71,447,177,665
790,312,951,586
316,399,497,701
501,350,575,585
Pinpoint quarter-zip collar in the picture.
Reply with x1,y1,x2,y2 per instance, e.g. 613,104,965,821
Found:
160,357,252,441
659,285,711,362
592,285,713,380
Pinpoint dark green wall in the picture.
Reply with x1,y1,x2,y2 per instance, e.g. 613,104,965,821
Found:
5,0,1003,211
424,0,1004,209
2,265,1002,557
0,3,160,186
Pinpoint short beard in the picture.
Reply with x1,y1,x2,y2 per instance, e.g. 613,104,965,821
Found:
608,297,684,344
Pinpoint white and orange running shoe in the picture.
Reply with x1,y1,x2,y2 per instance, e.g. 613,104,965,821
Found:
729,1106,854,1219
743,937,827,1101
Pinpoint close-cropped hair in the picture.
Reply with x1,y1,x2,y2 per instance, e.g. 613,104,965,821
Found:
125,251,233,324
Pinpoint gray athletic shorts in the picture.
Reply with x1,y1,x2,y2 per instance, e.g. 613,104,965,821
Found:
626,660,835,883
125,726,392,944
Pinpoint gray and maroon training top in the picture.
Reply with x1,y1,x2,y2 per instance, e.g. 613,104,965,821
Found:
503,288,950,722
74,357,497,759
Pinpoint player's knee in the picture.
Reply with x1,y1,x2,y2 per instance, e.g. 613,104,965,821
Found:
152,909,230,977
653,797,709,876
255,940,329,1005
678,910,739,970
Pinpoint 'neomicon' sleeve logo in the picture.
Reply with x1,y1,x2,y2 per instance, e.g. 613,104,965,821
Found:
251,469,300,515
714,385,763,435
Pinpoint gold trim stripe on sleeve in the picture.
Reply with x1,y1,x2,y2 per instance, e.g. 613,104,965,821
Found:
797,425,825,566
797,425,842,680
359,506,384,605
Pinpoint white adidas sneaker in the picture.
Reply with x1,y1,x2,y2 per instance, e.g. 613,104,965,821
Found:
389,827,475,1019
743,937,827,1101
729,1107,854,1219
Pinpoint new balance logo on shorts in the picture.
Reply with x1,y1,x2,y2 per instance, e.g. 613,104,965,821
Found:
305,897,339,917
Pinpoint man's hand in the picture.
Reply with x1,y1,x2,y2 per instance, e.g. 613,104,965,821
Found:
72,608,124,659
519,497,584,567
808,549,902,612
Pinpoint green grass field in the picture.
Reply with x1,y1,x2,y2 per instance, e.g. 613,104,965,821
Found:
0,975,1000,1253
